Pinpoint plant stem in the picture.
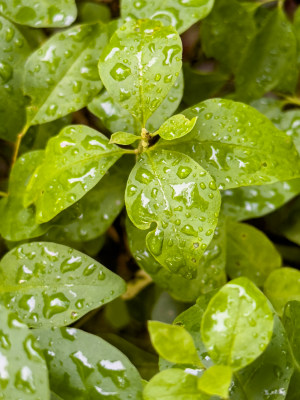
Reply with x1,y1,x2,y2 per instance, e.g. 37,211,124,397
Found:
0,191,8,197
278,0,285,8
12,123,30,166
282,96,300,107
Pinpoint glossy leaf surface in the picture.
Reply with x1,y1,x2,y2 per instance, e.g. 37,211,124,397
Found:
201,277,274,370
0,0,77,27
125,149,221,279
126,217,226,302
236,8,298,101
226,220,281,287
283,301,300,364
148,321,202,366
99,19,182,129
121,0,214,34
34,327,143,400
24,125,123,223
154,114,197,140
89,72,184,134
157,99,300,189
0,304,50,399
110,132,140,145
198,365,232,398
264,268,300,316
24,23,108,125
0,16,31,141
0,242,126,327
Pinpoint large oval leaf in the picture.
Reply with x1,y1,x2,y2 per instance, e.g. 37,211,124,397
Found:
0,0,77,28
0,16,31,141
0,242,126,327
157,99,300,189
0,305,50,399
24,23,108,125
201,277,274,370
121,0,214,34
24,125,124,223
99,19,182,129
33,327,143,400
125,149,221,279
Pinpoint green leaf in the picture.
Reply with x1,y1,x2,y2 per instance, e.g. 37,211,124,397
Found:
283,301,300,365
24,23,108,125
99,19,182,129
226,219,282,287
198,365,232,398
89,71,184,134
148,321,202,367
0,0,77,27
0,151,50,241
0,16,31,142
0,304,50,399
78,2,111,23
201,277,274,370
235,8,298,101
0,242,126,327
125,149,221,279
201,0,257,73
121,0,215,34
110,132,140,145
264,267,300,316
153,114,197,140
126,216,226,302
24,125,123,223
33,327,143,399
157,99,300,189
144,368,208,400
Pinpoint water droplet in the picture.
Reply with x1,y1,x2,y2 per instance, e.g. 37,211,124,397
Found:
147,229,164,256
176,166,192,179
110,63,131,81
42,293,70,319
0,62,12,83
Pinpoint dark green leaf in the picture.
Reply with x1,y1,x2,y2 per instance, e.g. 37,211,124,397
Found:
78,2,111,23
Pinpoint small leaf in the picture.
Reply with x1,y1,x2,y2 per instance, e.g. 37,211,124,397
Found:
157,99,300,189
121,0,214,34
24,125,123,223
226,219,282,287
153,114,197,140
125,149,221,279
0,242,126,327
24,23,108,125
110,132,140,145
148,321,202,367
33,327,143,399
0,16,31,142
201,277,274,370
99,19,182,129
264,267,300,316
0,0,77,27
0,304,50,399
198,365,232,398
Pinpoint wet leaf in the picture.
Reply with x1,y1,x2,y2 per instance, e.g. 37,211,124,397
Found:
24,23,108,125
99,19,182,130
126,216,226,302
157,99,300,189
89,72,184,134
24,125,124,223
0,16,31,142
0,304,50,399
202,0,257,73
121,0,215,34
0,0,77,28
264,267,300,316
236,8,298,101
148,321,202,367
0,151,50,241
125,149,221,279
110,132,140,145
198,365,232,398
201,277,274,370
283,301,300,365
34,327,143,400
226,219,282,287
153,114,197,141
0,242,126,328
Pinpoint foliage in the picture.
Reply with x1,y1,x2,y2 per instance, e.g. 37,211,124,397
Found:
0,0,300,398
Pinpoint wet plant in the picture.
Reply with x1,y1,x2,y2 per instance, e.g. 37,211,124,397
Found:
1,0,300,399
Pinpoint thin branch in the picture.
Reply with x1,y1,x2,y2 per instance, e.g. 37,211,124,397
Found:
0,191,8,198
11,123,30,166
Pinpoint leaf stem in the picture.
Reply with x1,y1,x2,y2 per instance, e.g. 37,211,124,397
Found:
278,0,285,7
281,95,300,107
0,191,8,198
12,123,30,166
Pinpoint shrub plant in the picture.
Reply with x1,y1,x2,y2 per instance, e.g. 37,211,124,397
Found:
0,0,300,399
